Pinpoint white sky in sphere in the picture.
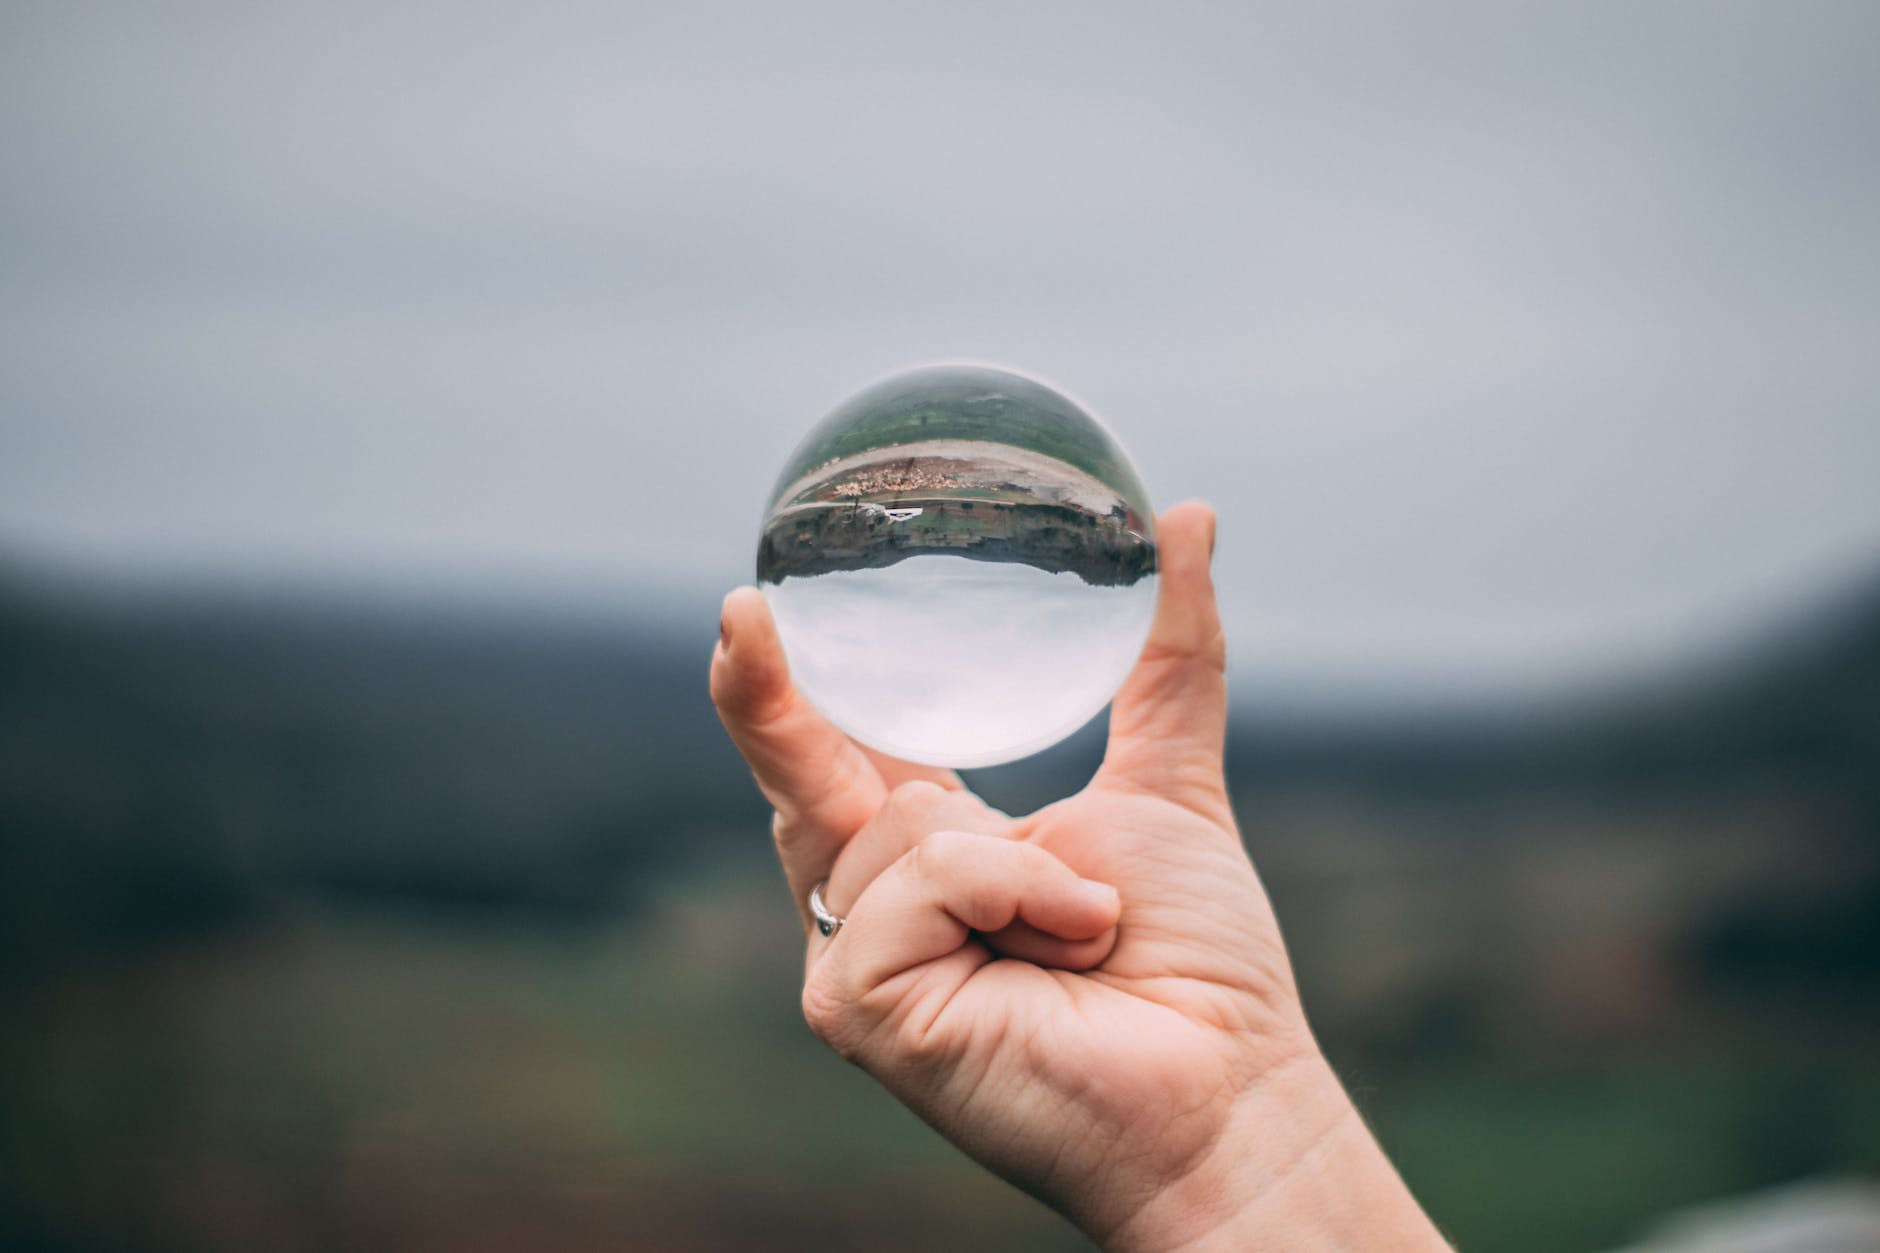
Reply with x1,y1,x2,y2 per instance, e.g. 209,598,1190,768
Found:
1,2,1877,706
764,559,1158,768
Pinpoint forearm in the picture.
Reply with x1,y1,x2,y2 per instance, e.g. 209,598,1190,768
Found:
1090,1054,1451,1253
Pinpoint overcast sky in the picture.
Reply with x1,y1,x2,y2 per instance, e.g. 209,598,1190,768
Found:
2,2,1877,703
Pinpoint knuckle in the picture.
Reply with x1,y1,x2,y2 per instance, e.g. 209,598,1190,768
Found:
884,778,948,817
911,827,969,879
800,975,859,1059
878,781,1001,848
1140,626,1227,676
1203,620,1233,669
1200,625,1228,673
1013,839,1057,876
739,676,801,733
892,1001,951,1065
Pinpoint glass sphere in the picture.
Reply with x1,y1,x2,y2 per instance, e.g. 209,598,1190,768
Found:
756,363,1157,768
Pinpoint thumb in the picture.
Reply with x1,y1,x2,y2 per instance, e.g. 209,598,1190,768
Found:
1097,501,1230,815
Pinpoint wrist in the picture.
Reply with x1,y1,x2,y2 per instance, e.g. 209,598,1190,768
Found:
1091,1052,1449,1253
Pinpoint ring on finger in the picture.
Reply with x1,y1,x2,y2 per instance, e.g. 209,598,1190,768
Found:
808,880,845,939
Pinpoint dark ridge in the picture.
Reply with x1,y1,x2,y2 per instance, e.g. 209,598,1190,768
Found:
1225,570,1880,809
0,570,766,960
757,498,1156,587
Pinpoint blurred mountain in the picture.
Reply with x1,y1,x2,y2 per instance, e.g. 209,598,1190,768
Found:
0,577,765,964
1231,574,1880,803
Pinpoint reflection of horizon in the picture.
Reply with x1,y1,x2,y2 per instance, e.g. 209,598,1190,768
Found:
757,495,1155,589
771,438,1144,520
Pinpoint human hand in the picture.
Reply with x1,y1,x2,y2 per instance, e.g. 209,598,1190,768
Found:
711,503,1447,1251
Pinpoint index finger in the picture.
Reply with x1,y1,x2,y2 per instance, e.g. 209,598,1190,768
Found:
712,586,888,853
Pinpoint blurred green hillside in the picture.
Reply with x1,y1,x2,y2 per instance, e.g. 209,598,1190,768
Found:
2,572,1876,1252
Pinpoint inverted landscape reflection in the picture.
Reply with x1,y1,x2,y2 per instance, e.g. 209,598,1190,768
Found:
757,364,1157,767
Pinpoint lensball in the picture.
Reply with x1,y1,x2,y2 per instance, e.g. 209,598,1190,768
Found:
756,363,1157,768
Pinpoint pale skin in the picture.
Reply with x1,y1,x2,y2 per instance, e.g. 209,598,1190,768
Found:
711,502,1452,1251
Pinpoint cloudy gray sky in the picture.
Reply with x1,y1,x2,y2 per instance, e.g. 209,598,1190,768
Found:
3,2,1877,703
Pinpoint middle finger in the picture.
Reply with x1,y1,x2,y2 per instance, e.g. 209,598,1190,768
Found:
817,781,1009,935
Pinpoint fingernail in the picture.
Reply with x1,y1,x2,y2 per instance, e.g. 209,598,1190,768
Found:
1206,511,1218,561
1075,879,1121,912
719,613,732,651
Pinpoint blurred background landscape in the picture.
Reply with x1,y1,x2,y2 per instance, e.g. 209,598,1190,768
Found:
3,3,1878,1251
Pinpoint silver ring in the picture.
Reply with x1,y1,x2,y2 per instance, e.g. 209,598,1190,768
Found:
808,880,845,939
